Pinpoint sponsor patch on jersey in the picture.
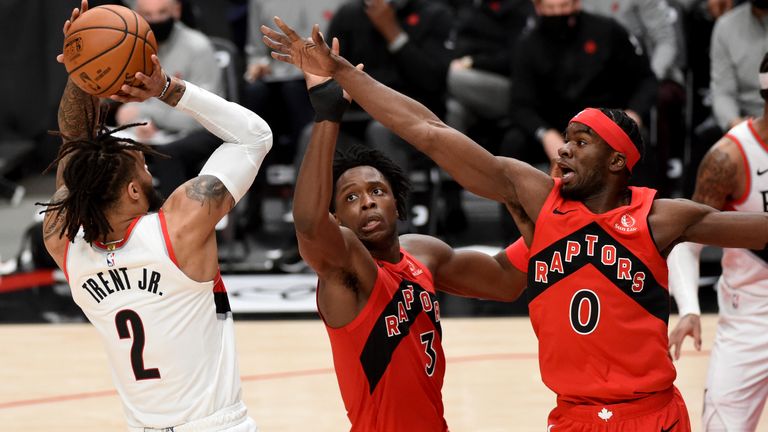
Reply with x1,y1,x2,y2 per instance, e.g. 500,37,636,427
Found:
614,213,638,233
407,259,424,277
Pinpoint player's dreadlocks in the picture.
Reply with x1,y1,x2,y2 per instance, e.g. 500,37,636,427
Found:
331,144,411,221
38,116,167,244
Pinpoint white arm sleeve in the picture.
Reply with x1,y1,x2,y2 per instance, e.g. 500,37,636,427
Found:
667,242,704,316
174,81,272,204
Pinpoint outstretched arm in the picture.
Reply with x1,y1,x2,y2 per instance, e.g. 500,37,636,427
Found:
294,56,379,327
261,18,553,222
403,235,528,301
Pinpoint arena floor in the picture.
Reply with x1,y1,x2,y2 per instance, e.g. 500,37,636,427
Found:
1,314,764,431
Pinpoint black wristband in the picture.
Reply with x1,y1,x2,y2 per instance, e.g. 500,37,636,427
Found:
308,79,350,123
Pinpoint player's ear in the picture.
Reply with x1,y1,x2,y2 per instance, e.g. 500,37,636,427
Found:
609,152,627,173
127,181,141,200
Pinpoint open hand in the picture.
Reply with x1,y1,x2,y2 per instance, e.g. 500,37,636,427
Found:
668,313,702,360
261,17,339,77
110,55,168,103
57,0,89,64
304,38,362,103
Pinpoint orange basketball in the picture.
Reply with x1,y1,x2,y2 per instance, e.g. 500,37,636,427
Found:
62,5,157,97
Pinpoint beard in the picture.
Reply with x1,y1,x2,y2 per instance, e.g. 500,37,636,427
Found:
560,171,603,201
141,181,166,213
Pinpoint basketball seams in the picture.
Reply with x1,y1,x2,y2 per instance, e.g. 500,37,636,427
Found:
65,27,129,77
103,7,156,53
66,26,157,46
63,5,157,97
95,9,140,97
65,7,131,82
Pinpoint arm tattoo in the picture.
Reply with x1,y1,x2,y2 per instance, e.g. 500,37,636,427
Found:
43,188,69,241
692,147,736,209
185,175,233,212
159,78,186,107
58,79,99,141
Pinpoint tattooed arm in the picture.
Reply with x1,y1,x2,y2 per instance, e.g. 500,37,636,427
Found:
156,71,271,279
689,139,742,210
666,135,742,360
41,78,101,268
55,79,101,189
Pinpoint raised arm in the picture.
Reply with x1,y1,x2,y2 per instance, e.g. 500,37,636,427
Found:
115,55,272,231
112,55,271,282
293,82,365,275
293,66,379,328
43,1,100,267
261,18,553,222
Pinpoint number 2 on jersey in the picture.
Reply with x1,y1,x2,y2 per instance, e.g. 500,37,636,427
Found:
115,309,161,380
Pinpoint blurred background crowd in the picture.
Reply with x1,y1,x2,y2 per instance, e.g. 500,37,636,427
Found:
0,0,760,321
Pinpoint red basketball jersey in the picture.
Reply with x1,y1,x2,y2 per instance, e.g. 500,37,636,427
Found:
528,179,675,404
322,249,448,432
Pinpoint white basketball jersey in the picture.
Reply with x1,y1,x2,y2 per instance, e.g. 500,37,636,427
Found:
720,119,768,297
64,211,243,428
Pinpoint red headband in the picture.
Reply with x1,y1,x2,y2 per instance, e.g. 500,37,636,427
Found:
570,108,640,172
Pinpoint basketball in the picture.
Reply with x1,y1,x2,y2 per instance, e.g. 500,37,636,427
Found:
62,5,157,97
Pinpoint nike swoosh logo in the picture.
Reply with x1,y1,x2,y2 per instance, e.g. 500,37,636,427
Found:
661,418,679,432
553,208,576,215
758,168,768,176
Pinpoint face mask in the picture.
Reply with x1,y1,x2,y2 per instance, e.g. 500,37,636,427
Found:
752,0,768,9
149,17,175,43
538,13,579,38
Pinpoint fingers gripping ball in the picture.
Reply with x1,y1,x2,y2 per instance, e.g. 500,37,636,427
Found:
63,5,157,97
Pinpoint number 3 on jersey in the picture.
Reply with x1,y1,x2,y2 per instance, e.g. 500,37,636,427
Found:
115,309,161,380
420,330,437,376
569,289,600,335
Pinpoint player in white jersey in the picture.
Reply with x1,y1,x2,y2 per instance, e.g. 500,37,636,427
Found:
668,51,768,431
39,2,272,430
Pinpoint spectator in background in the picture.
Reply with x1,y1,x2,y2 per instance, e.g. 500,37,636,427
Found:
239,0,344,237
710,0,768,132
322,0,454,173
244,0,344,151
499,0,657,243
446,0,534,141
306,0,457,233
582,0,686,197
506,0,657,162
117,0,225,197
